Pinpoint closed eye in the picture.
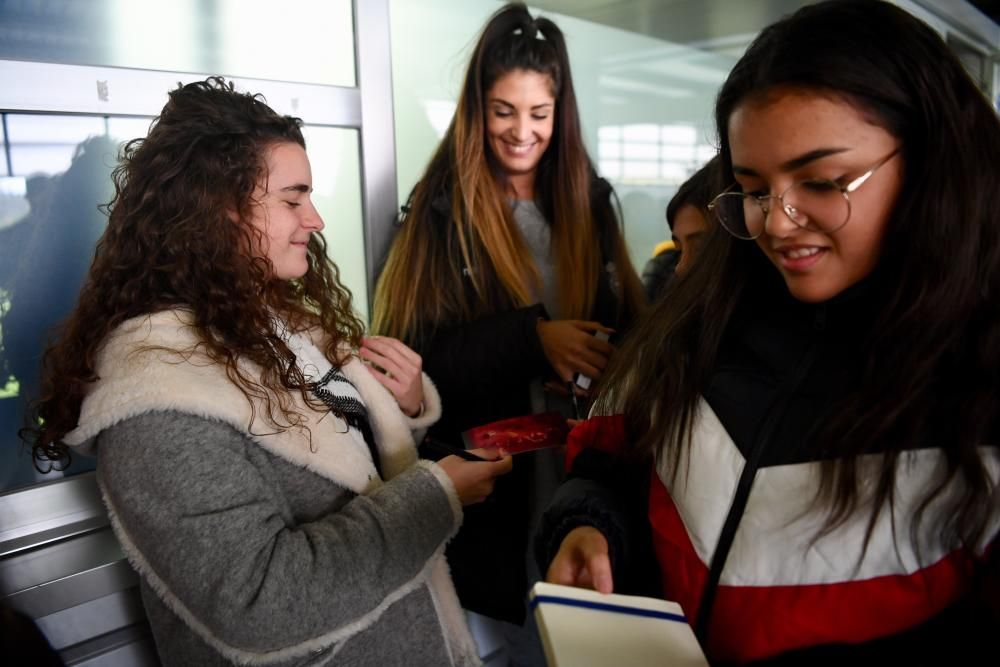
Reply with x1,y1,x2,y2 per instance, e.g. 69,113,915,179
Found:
798,179,842,194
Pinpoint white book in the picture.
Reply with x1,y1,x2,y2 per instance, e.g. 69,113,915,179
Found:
530,581,709,667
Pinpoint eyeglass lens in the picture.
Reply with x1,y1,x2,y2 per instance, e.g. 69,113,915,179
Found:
713,182,851,239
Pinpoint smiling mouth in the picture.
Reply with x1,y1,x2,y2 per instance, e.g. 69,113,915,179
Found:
784,247,821,259
502,141,536,156
776,246,827,271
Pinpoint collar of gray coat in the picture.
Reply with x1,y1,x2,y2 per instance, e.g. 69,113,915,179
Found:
63,309,442,494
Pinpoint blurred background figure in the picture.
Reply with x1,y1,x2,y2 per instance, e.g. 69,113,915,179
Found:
641,155,721,302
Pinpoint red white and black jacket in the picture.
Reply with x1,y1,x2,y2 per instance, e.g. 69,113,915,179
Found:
537,284,1000,664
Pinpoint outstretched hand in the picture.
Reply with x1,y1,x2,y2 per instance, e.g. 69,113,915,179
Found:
437,448,513,505
536,320,615,383
359,336,424,417
546,525,614,594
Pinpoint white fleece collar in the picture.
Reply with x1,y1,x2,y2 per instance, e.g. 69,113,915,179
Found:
63,310,442,494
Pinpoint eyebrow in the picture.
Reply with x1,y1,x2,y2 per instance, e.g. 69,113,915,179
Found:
732,147,849,176
279,184,312,193
490,99,554,111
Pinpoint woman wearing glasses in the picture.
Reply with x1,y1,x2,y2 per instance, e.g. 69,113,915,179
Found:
537,1,999,663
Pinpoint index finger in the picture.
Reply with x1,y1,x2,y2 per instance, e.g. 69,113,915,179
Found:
582,336,615,357
363,335,421,366
473,452,513,477
570,321,615,335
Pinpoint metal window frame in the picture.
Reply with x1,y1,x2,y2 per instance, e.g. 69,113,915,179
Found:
0,0,396,307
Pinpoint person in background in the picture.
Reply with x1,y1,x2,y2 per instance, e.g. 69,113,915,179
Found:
641,155,721,302
372,0,644,657
538,1,999,663
25,77,510,667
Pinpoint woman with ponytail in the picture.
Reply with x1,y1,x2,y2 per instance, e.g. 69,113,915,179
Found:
374,3,644,632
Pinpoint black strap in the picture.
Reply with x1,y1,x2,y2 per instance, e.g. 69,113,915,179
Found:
694,344,818,644
312,368,383,478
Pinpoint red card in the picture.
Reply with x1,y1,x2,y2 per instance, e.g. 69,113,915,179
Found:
461,412,570,454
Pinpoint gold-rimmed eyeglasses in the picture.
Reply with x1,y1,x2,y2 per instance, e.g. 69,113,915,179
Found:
708,149,900,240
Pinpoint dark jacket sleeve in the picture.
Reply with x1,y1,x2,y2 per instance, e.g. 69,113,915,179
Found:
534,447,659,597
413,303,551,398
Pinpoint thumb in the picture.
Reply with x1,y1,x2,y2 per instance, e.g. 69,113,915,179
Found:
490,454,513,476
468,447,503,461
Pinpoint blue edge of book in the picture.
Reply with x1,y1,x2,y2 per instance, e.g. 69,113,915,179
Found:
529,595,688,624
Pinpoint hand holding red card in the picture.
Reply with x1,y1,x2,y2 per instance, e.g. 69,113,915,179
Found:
462,412,570,454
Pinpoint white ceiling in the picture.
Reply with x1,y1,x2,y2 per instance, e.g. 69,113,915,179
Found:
532,0,999,54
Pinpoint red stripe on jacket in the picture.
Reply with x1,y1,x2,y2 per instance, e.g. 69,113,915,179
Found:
648,471,973,662
565,414,627,469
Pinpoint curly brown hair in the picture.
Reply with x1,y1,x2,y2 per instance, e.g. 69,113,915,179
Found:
26,77,364,470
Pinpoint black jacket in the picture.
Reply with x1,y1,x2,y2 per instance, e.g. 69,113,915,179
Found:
537,280,1000,663
403,177,639,622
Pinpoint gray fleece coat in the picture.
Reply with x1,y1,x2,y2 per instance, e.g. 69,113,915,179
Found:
63,311,481,666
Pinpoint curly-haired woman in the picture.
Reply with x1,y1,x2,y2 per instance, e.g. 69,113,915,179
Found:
26,77,510,667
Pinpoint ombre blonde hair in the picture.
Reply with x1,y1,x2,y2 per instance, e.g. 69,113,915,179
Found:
374,3,642,340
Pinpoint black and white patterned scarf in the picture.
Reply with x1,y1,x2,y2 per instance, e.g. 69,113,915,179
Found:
311,367,382,478
280,324,382,478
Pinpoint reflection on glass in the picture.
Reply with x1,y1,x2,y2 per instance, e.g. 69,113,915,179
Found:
0,117,368,493
107,117,155,143
0,0,355,87
6,115,107,176
0,126,117,491
1,122,7,178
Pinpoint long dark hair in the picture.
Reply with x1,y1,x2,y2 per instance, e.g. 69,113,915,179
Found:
374,2,643,339
595,0,1000,554
28,77,364,469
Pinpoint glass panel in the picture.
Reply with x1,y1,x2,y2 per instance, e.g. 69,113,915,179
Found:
0,0,355,87
0,120,7,177
0,118,367,493
623,143,659,161
390,0,737,272
0,116,118,492
6,115,107,177
302,126,368,323
107,117,155,144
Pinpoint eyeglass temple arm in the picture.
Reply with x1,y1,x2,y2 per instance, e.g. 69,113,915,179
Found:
845,149,899,193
